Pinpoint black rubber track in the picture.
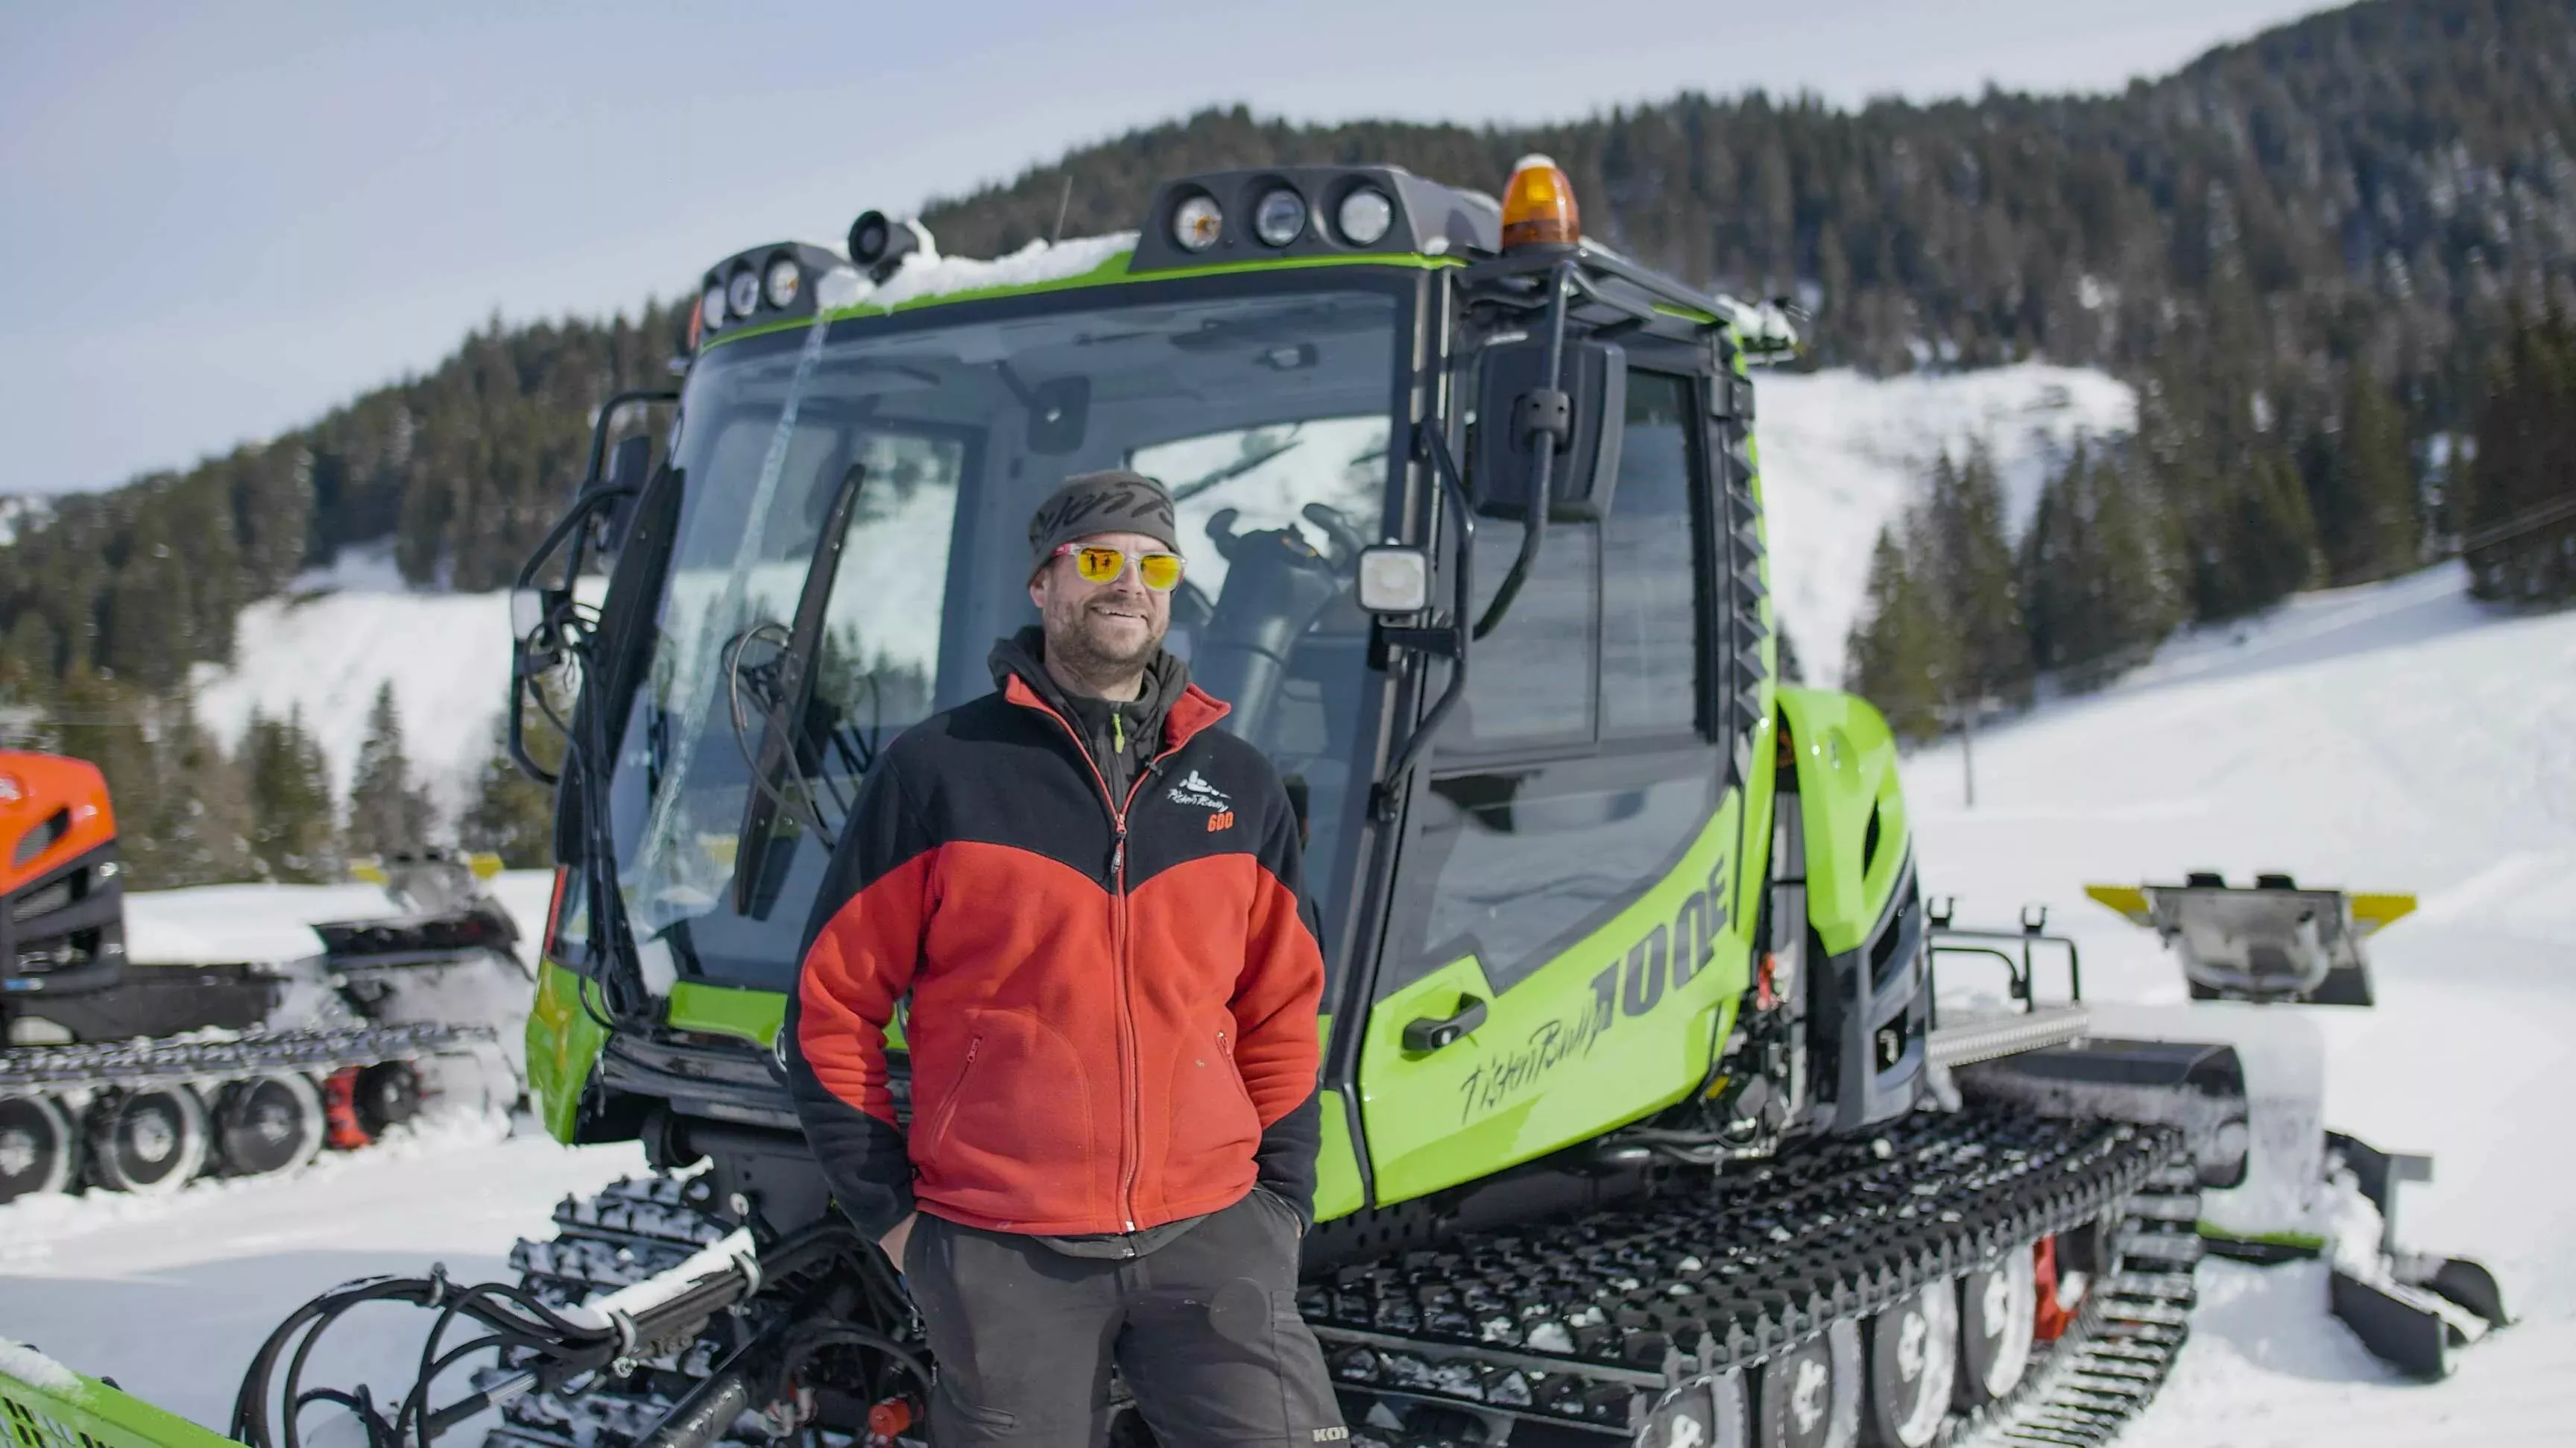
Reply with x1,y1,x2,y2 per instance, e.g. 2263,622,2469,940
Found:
1304,1107,2194,1446
482,1108,2197,1448
0,1023,487,1092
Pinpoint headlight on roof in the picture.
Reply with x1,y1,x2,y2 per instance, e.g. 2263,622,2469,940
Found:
725,267,761,320
701,283,728,331
1252,186,1307,247
763,255,802,309
1336,186,1395,247
1172,193,1223,252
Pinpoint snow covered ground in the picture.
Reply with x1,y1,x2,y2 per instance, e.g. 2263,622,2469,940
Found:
13,564,2567,1441
121,869,557,968
190,543,522,824
1,1117,648,1431
179,364,2132,816
1908,561,2576,1446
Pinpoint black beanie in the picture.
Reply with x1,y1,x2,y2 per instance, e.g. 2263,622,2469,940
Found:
1027,469,1181,571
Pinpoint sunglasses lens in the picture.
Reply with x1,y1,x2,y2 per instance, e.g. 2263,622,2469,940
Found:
1074,547,1124,583
1138,553,1183,591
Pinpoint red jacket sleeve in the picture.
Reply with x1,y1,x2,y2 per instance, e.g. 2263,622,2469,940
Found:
785,754,937,1238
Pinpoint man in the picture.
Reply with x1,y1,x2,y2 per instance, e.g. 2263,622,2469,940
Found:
785,468,1344,1447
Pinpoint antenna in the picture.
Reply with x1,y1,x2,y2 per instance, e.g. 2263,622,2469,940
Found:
1050,173,1073,245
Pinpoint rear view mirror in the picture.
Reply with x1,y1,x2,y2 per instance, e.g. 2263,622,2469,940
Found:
604,433,652,492
1356,546,1431,614
1471,336,1626,521
593,434,654,550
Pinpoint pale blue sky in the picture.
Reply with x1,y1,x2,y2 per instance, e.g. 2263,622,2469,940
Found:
1,1,2329,497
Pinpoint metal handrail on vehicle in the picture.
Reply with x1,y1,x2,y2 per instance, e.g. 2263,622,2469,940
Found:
1923,897,2084,1028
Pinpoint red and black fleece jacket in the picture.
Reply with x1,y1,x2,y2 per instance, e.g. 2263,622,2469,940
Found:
783,653,1326,1241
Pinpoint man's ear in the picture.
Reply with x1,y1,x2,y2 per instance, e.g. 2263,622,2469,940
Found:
1028,570,1049,612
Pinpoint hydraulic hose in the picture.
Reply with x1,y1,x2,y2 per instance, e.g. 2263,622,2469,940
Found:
634,1368,756,1448
230,1224,862,1448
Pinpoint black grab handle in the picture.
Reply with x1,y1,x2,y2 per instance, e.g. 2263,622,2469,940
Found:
1403,996,1488,1053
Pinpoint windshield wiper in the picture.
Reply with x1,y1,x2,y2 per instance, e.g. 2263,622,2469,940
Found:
1172,429,1305,503
730,461,870,916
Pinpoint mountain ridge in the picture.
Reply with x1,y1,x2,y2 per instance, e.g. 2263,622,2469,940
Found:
3,0,2572,886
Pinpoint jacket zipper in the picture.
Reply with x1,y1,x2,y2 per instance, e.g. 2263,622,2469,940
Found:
1023,693,1184,1233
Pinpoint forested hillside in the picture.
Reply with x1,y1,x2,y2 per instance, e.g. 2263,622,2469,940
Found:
4,0,2575,883
929,0,2576,387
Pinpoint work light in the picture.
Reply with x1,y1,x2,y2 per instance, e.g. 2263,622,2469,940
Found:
1336,186,1395,246
1253,187,1307,247
763,255,801,310
725,268,760,321
1172,194,1222,252
846,210,930,283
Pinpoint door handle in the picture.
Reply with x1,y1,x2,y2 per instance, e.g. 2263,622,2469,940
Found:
1402,995,1488,1053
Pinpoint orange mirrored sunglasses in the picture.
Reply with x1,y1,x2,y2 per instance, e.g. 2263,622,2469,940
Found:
1052,543,1185,591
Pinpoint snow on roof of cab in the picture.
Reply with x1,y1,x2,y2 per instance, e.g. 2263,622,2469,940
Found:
0,1338,82,1392
854,232,1141,313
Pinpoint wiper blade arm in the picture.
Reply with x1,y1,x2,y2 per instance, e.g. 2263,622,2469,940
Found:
730,461,870,916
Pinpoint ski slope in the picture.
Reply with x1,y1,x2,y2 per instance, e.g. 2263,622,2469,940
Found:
10,566,2567,1444
1907,561,2576,1447
178,364,2131,817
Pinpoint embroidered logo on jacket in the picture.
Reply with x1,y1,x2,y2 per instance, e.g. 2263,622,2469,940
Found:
1168,768,1231,810
1206,810,1235,833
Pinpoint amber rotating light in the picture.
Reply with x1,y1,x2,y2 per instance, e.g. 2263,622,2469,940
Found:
1500,155,1579,250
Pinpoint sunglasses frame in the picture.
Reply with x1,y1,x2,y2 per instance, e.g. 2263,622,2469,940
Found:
1052,542,1186,591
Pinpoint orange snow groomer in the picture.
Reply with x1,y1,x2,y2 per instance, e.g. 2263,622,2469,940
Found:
0,749,126,996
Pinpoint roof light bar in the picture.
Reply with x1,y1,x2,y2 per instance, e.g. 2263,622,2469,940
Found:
1128,166,1500,273
681,242,852,355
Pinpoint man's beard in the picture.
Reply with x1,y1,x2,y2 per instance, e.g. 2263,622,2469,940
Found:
1048,597,1163,679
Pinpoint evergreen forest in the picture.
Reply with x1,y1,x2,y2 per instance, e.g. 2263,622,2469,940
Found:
4,0,2575,884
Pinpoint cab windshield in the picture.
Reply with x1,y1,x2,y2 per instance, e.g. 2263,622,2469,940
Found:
598,280,1409,992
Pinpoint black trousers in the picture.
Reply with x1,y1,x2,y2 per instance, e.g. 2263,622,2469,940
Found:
903,1190,1346,1447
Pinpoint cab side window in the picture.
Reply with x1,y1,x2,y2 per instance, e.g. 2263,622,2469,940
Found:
1602,371,1703,737
1455,515,1599,745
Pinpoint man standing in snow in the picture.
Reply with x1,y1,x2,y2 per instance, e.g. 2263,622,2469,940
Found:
784,469,1343,1447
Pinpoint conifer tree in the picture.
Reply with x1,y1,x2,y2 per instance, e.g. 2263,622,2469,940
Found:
2461,308,2576,602
2021,443,2181,689
2230,449,2322,613
132,696,257,888
346,681,438,858
2307,364,2419,585
460,717,557,869
245,707,338,883
1922,447,2032,708
1844,525,1960,740
42,670,165,877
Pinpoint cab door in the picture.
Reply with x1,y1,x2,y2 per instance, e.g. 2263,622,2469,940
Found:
1355,366,1757,1206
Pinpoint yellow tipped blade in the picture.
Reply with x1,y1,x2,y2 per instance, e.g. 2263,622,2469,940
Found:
2084,884,2154,926
467,851,506,881
350,857,388,885
2347,892,2417,936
